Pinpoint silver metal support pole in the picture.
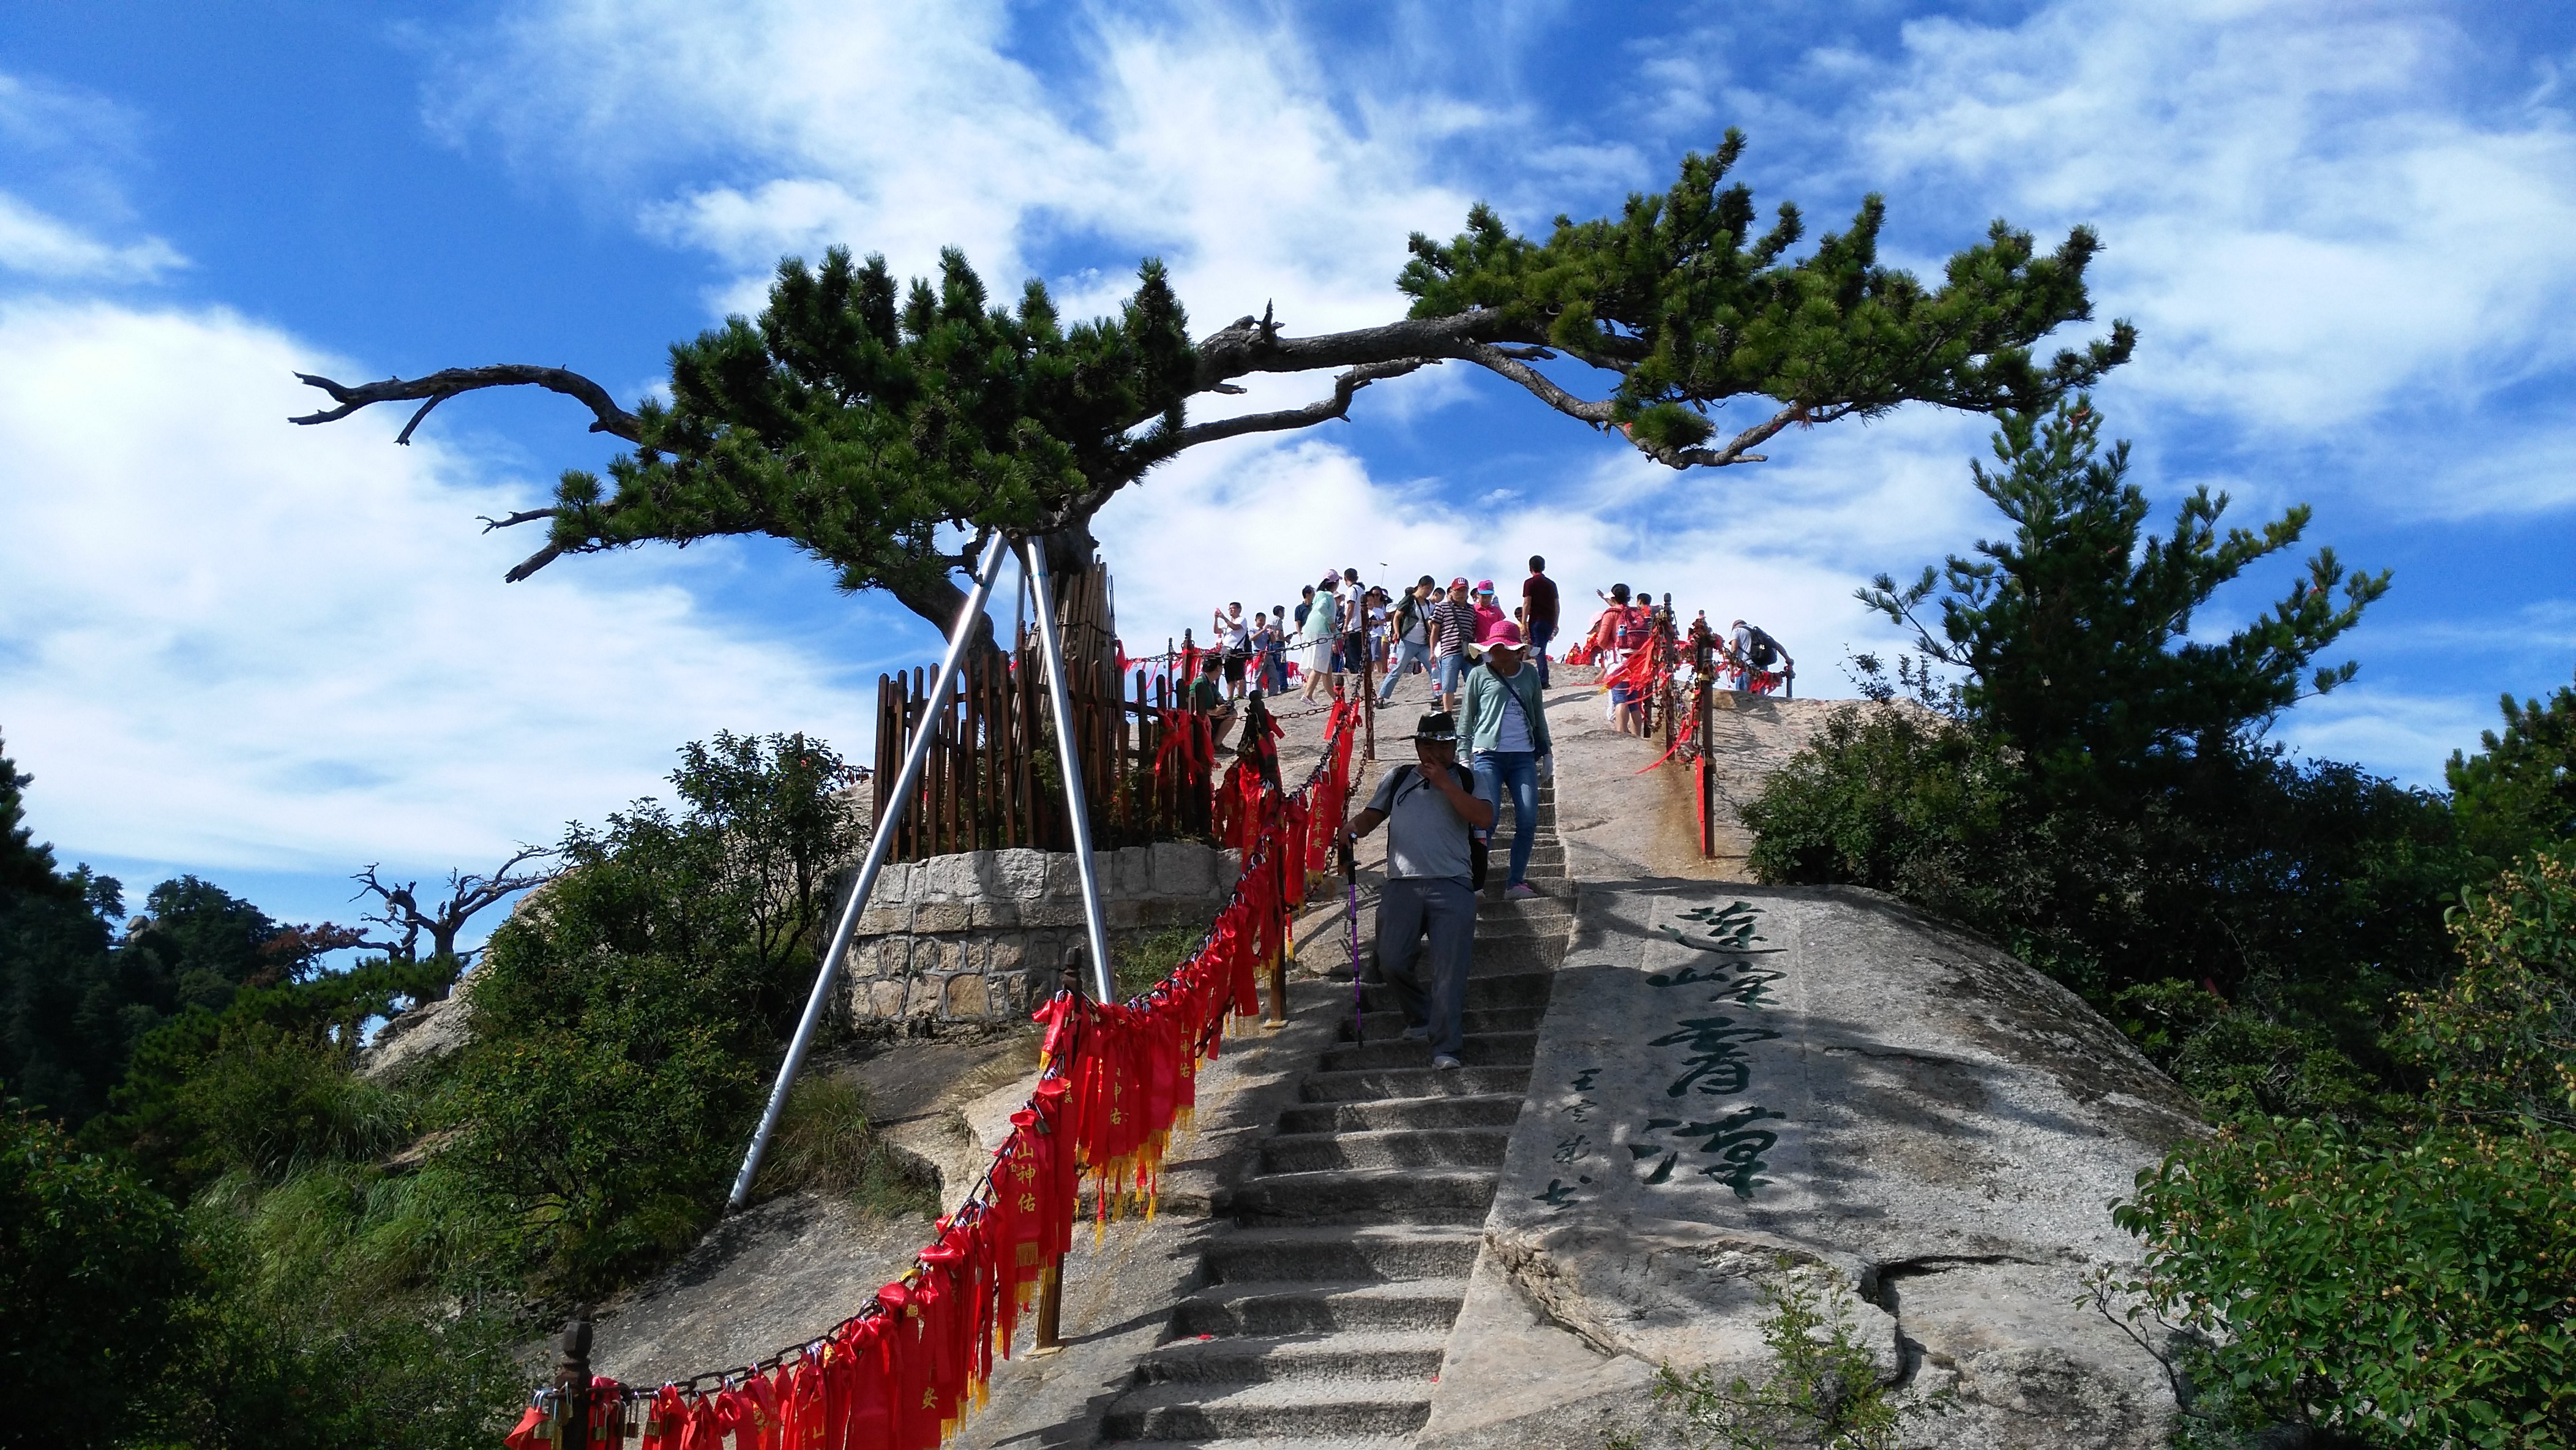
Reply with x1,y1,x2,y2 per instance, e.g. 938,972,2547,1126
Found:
1022,536,1117,1002
725,532,1011,1210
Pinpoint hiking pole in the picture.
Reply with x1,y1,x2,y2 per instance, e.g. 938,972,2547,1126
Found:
1341,831,1361,1042
726,532,1010,1211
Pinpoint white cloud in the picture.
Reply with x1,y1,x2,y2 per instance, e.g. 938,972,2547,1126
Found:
1837,1,2576,445
0,190,185,281
429,1,1487,430
0,301,879,873
2272,682,2491,788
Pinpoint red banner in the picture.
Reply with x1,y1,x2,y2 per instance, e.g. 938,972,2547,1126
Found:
509,710,1360,1450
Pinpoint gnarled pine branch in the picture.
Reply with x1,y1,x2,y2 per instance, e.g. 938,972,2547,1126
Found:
291,365,643,443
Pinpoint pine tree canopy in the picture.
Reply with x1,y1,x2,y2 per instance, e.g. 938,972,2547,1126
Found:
1863,399,2390,788
293,134,2132,636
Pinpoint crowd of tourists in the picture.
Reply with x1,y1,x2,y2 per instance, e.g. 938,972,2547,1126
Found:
1161,557,1794,1069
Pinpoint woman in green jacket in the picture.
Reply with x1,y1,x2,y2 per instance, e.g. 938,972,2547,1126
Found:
1461,622,1552,898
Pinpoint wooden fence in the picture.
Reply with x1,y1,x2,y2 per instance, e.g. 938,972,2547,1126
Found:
870,563,1219,861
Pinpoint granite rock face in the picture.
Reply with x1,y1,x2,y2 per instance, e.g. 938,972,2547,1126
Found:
1421,882,2201,1450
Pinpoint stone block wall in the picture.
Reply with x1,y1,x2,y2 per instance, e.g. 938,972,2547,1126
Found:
844,842,1240,1024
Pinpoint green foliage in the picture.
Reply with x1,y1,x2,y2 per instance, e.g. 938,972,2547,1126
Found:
1115,922,1216,1001
1400,130,2133,443
1620,1262,1930,1450
1740,697,2020,925
547,248,1197,601
5,733,374,1125
747,1072,936,1216
1863,399,2387,792
1747,402,2452,1110
433,731,861,1296
2392,846,2576,1130
2104,1119,2576,1447
166,1166,525,1450
0,1103,194,1447
2447,673,2576,871
1743,689,2460,1022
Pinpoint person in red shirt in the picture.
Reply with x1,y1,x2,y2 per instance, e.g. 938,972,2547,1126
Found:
1521,555,1560,688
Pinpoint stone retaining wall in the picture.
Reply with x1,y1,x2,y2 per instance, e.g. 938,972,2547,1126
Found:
843,843,1238,1023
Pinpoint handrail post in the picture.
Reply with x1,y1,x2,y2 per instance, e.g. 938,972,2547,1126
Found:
726,533,1011,1211
554,1314,593,1448
1025,536,1117,1002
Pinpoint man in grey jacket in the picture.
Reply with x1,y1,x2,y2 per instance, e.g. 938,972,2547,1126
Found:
1342,711,1497,1070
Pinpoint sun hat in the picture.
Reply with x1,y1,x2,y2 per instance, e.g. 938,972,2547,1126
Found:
1411,710,1459,743
1481,620,1526,648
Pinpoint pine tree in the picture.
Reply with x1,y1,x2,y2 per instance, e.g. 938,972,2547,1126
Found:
293,135,2132,639
1863,399,2387,797
2446,671,2576,869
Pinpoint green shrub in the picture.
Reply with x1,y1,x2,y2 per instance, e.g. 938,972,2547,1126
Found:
0,1102,194,1446
432,732,861,1297
748,1072,936,1215
173,1163,526,1450
1616,1261,1931,1450
2393,846,2576,1130
2106,1119,2576,1447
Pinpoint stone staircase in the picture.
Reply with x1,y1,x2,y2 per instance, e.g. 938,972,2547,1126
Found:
1100,774,1570,1449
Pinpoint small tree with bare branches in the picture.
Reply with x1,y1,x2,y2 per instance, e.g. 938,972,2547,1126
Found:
350,845,558,985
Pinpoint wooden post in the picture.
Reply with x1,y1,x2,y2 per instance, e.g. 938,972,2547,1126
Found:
1361,628,1377,761
554,1313,593,1448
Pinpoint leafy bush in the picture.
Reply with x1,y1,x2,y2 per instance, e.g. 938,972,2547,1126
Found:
2393,846,2576,1130
2105,1119,2575,1447
97,954,448,1192
168,1165,526,1450
432,731,862,1296
0,1102,194,1446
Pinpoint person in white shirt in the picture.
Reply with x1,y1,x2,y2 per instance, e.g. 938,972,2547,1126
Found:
1213,601,1253,699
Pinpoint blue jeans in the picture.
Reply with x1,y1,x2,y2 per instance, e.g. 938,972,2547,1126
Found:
1375,876,1477,1057
1380,638,1429,702
1434,652,1468,699
1472,749,1540,888
1528,618,1556,687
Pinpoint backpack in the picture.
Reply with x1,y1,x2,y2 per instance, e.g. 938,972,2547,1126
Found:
1747,628,1779,669
1395,593,1425,640
1387,764,1489,890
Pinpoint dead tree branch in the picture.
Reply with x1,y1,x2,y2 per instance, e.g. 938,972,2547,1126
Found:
291,366,643,443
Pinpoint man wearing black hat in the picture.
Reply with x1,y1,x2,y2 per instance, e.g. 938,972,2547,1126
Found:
1342,710,1496,1069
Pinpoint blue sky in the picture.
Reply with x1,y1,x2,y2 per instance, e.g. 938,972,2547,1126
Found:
3,0,2572,939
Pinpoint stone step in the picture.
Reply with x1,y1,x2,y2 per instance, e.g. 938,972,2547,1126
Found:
1276,1093,1524,1135
1297,1065,1532,1102
1351,1005,1543,1041
1197,1224,1483,1284
1102,1377,1433,1441
1133,1328,1448,1385
1171,1277,1470,1336
1259,1125,1512,1174
1224,1166,1499,1224
1320,1032,1537,1072
1329,933,1565,977
1472,905,1573,934
1358,971,1553,1012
